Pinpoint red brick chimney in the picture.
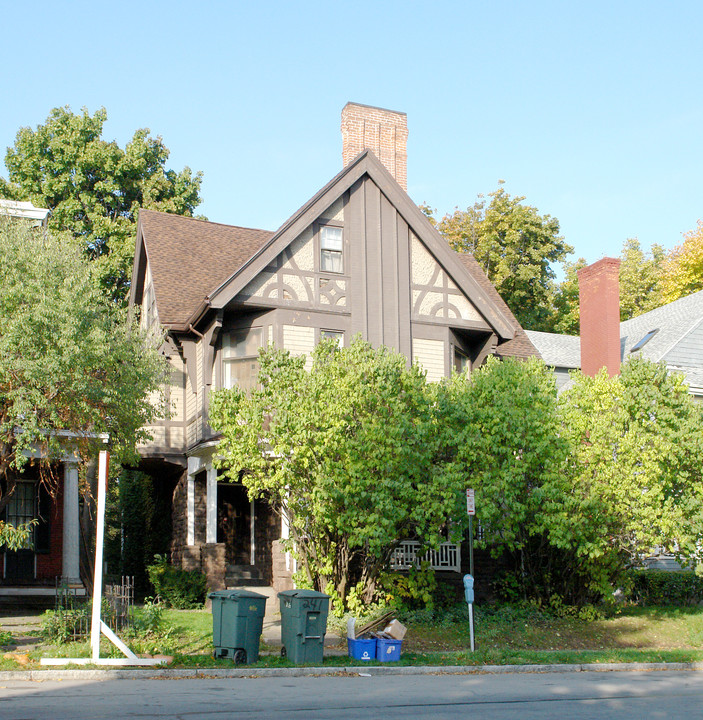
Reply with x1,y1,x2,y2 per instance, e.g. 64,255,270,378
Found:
577,257,621,377
341,102,408,190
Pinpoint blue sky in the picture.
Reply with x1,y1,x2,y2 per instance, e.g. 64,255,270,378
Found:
2,1,702,268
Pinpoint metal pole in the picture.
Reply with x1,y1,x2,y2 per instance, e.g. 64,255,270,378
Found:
90,449,109,661
469,603,475,652
468,515,474,578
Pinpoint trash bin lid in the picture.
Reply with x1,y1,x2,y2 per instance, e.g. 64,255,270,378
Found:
277,589,330,599
209,589,268,600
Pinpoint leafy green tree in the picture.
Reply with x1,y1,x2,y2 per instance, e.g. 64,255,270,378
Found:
557,358,703,590
1,106,203,302
0,217,166,519
619,237,666,320
662,220,703,302
210,338,465,609
437,356,579,600
549,257,588,335
432,184,573,331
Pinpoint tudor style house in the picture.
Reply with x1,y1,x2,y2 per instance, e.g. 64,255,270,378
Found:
130,103,537,592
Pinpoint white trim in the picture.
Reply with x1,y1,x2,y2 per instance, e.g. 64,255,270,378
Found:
206,465,218,544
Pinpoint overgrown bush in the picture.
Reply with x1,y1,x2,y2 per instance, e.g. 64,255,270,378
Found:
628,570,703,606
147,555,207,608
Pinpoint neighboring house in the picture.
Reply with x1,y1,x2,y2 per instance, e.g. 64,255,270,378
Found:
0,200,84,604
0,199,50,228
526,257,703,400
130,103,537,592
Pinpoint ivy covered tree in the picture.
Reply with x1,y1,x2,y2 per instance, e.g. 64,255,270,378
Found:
0,217,166,526
1,106,203,302
431,184,572,331
210,338,465,609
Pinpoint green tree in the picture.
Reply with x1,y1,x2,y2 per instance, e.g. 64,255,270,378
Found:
0,217,166,520
437,356,580,601
433,184,573,331
550,257,588,335
662,220,703,302
1,106,203,302
210,338,464,609
557,358,703,589
619,237,666,320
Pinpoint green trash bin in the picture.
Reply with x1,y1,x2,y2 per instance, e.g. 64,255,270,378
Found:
278,589,330,664
210,589,267,664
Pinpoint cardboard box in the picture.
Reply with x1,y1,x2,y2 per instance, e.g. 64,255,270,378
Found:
382,619,407,640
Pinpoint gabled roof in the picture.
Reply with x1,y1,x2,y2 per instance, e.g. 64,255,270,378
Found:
131,151,533,348
528,289,703,395
131,210,272,328
207,150,516,341
524,330,580,367
620,289,703,365
456,253,539,358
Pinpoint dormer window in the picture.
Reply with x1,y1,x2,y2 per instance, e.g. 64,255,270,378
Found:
320,225,343,273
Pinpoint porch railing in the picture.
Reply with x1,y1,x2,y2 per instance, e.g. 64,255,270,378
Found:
390,541,461,573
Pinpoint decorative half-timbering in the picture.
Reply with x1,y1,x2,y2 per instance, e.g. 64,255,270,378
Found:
129,103,538,593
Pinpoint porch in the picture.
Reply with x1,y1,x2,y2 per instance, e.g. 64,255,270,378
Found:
390,541,462,573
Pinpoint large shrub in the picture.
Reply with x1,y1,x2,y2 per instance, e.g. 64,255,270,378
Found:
147,556,207,609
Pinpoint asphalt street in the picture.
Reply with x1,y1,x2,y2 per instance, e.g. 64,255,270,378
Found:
0,670,702,720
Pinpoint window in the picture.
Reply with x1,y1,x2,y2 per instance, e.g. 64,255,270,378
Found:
320,329,344,347
454,348,469,374
5,482,36,550
223,328,263,391
320,225,343,273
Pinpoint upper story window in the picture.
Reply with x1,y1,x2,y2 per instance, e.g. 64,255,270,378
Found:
223,328,263,392
320,329,344,347
454,348,469,374
320,225,343,273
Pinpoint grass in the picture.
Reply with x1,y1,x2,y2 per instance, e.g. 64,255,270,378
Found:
3,602,703,671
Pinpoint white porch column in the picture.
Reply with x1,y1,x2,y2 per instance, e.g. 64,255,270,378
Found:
186,457,197,546
62,462,80,582
206,465,217,544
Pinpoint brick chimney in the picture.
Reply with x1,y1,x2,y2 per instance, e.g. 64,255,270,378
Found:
577,257,621,377
341,102,408,190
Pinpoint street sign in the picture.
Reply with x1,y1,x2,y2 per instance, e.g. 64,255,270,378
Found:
466,488,475,516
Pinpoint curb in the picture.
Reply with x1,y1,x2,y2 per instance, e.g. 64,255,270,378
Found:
2,661,703,682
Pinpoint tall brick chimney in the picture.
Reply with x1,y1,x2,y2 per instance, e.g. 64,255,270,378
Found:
577,257,621,377
341,102,408,190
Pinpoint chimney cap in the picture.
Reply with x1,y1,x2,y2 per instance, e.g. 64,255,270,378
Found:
342,101,407,118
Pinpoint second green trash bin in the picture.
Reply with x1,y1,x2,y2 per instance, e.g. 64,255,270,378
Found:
210,589,267,664
278,589,330,664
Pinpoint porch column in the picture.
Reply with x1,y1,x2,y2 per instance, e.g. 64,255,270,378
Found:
206,465,217,544
62,462,80,582
186,457,197,546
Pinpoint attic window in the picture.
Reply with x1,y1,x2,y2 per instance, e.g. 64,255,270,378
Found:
320,226,343,273
631,329,659,352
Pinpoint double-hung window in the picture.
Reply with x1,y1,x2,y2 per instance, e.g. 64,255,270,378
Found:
222,328,262,392
320,225,343,273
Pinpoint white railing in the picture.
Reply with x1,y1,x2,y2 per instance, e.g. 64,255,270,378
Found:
390,541,461,573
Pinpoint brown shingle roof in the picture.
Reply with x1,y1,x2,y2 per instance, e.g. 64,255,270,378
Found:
139,209,273,328
455,252,539,360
